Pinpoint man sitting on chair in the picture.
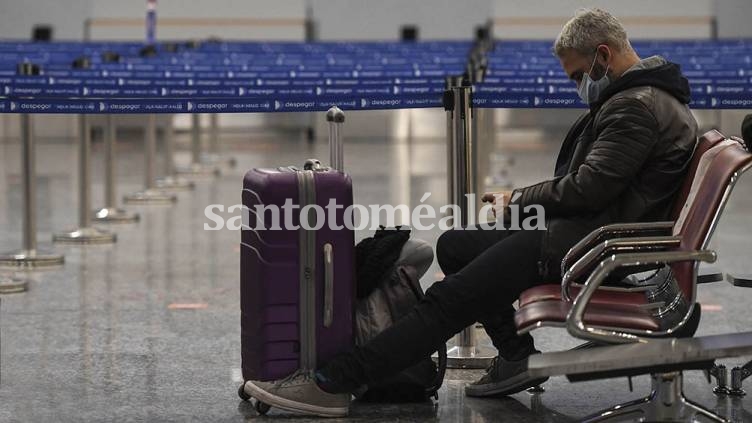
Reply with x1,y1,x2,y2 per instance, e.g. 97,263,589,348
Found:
243,8,698,417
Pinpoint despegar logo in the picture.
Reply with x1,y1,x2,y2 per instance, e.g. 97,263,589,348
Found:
283,101,316,108
543,98,576,106
196,103,229,110
20,103,52,111
109,104,141,111
369,98,401,106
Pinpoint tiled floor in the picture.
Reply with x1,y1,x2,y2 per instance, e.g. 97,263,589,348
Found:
0,112,751,422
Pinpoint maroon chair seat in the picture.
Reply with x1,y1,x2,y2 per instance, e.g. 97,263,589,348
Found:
514,300,660,333
519,284,647,308
517,130,727,309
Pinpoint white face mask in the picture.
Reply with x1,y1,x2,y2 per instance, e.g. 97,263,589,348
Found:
578,52,610,104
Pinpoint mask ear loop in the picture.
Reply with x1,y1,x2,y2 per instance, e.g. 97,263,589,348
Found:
577,53,599,91
586,52,599,76
591,46,610,81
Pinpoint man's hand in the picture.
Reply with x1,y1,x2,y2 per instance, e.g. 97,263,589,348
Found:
481,190,515,217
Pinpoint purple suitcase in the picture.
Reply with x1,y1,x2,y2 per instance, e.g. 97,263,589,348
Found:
241,112,354,382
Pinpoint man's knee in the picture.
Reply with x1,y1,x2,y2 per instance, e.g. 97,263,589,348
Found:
436,229,460,273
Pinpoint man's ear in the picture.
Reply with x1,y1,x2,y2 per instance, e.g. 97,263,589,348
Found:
597,44,611,66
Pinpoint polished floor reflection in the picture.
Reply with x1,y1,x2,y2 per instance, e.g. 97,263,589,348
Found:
1,113,751,422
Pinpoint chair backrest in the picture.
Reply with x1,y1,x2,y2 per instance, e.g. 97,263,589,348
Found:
670,130,726,220
673,138,740,234
671,140,752,299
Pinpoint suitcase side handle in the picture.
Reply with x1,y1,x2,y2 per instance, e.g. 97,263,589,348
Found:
323,243,334,328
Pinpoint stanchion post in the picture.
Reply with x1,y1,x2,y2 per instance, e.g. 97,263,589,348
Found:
145,114,157,190
444,75,463,209
53,115,116,244
303,0,317,143
124,114,177,205
0,114,64,270
164,116,177,176
470,54,500,197
175,113,219,177
209,113,219,155
192,113,201,164
198,113,236,169
93,115,140,222
22,114,37,253
445,81,496,369
155,114,194,190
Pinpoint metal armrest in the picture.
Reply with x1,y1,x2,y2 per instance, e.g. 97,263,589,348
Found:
561,221,675,276
566,249,717,345
561,235,682,301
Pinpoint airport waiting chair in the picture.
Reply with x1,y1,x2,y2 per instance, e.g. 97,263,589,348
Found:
518,130,728,309
514,136,752,422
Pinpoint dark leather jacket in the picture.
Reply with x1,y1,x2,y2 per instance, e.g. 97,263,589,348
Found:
512,58,698,279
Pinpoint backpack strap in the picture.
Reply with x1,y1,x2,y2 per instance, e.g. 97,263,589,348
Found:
429,338,448,399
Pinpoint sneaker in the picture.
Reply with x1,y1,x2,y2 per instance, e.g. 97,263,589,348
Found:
464,354,548,397
243,370,350,417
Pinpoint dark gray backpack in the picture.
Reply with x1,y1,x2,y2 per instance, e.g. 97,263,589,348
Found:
354,238,448,402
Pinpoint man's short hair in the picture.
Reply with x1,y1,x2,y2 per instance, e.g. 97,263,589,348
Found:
554,8,632,57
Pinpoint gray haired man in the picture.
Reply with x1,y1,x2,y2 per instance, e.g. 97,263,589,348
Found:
242,8,697,416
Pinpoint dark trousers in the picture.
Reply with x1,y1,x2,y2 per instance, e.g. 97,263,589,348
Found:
320,226,547,392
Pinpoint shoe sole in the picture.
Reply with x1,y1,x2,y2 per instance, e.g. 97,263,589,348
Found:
243,381,349,418
464,372,549,398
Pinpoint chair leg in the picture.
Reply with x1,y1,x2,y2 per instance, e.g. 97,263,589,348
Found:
682,398,728,422
581,372,730,422
580,396,651,422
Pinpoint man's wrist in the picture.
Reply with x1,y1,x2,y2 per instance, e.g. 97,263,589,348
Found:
509,189,523,207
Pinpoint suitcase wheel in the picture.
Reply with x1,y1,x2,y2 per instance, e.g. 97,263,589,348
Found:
237,383,251,401
254,399,271,415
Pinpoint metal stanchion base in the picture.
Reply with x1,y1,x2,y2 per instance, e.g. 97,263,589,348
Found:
155,176,195,191
0,274,29,294
0,249,65,268
53,227,116,244
175,163,221,177
123,189,177,205
92,207,141,223
445,345,497,369
200,153,237,168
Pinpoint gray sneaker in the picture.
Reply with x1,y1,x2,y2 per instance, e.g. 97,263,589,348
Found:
243,370,350,417
464,354,548,397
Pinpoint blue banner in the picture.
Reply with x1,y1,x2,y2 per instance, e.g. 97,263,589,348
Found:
0,93,444,114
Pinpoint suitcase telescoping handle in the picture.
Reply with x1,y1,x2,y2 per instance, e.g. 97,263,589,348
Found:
303,159,323,171
323,243,334,327
326,106,345,171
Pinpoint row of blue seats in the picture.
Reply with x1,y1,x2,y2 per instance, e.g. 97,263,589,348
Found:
0,54,470,66
0,40,473,51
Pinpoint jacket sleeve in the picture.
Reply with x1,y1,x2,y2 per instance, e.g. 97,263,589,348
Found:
512,97,659,217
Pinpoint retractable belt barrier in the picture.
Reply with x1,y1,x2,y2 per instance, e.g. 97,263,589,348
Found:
0,40,472,112
0,95,443,114
1,39,751,111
